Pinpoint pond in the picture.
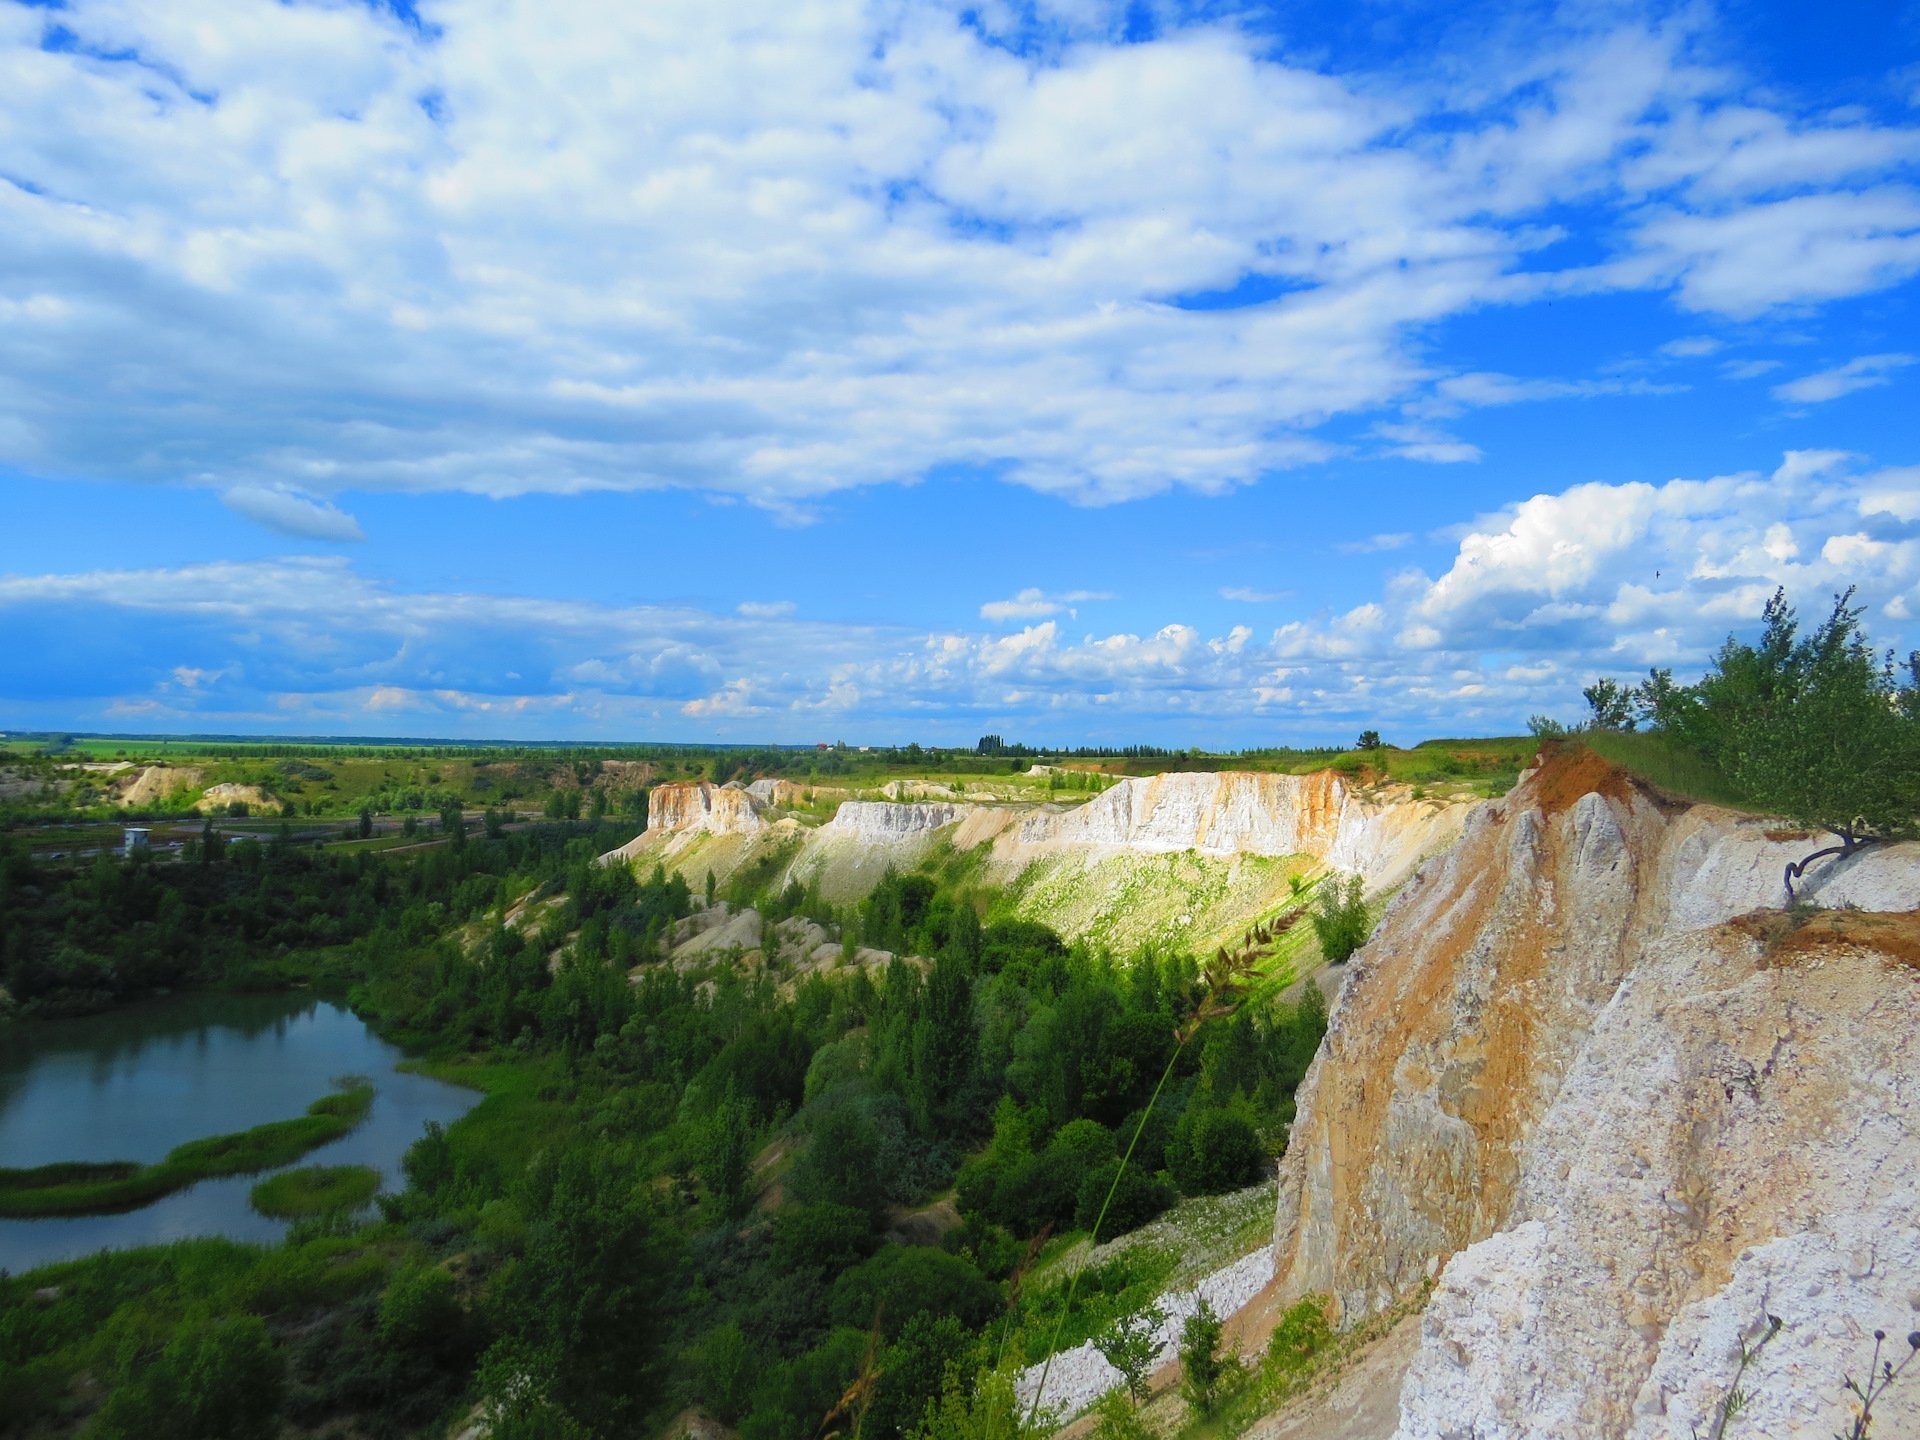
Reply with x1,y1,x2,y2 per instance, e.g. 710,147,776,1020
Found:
0,992,477,1273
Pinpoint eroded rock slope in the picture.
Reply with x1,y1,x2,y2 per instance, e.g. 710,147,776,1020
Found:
1267,748,1920,1440
604,771,1475,948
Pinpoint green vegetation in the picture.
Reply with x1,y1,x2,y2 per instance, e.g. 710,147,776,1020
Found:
1,809,1330,1438
248,1165,382,1219
0,1084,373,1217
1178,1297,1235,1417
1580,586,1920,890
1310,872,1373,964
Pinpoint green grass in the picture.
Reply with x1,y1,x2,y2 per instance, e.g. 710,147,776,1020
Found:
0,1081,375,1217
248,1164,382,1218
403,1055,569,1193
1578,730,1755,809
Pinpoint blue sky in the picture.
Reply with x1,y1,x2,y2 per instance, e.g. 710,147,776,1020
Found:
2,0,1919,745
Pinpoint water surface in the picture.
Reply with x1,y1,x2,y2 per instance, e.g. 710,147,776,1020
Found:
0,992,476,1272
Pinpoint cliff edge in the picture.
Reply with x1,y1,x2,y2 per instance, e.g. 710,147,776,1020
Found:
1269,747,1920,1439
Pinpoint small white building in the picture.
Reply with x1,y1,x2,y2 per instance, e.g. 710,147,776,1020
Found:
123,827,150,853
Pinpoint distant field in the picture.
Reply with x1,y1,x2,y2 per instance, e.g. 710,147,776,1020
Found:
1,730,1543,828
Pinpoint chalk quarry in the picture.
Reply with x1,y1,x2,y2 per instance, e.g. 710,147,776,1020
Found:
1269,748,1920,1440
602,769,1473,951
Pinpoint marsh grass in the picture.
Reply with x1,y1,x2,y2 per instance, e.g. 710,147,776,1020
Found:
249,1164,382,1219
0,1080,375,1217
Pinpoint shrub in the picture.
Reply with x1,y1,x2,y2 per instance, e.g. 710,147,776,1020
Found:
1310,873,1371,964
1266,1295,1333,1376
1074,1158,1175,1241
1169,1109,1264,1196
828,1246,1000,1339
89,1312,286,1440
1178,1298,1236,1417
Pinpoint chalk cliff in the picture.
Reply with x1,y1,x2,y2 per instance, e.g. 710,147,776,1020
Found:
1267,748,1920,1440
647,781,768,837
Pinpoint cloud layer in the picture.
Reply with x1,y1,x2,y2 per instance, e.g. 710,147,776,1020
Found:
6,452,1914,740
3,1,1918,527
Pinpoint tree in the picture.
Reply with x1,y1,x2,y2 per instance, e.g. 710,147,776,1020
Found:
1093,1303,1166,1402
1178,1298,1236,1417
1713,589,1920,895
1169,1108,1265,1195
358,806,374,839
696,1089,756,1217
90,1312,286,1440
1354,730,1384,751
1310,872,1371,964
1581,677,1637,730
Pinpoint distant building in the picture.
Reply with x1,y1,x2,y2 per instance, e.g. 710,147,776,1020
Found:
123,827,150,853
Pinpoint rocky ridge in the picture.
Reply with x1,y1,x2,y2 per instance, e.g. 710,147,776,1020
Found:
1265,747,1920,1440
604,771,1476,950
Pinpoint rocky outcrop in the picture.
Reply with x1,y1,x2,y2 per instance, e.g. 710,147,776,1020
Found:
1266,748,1920,1439
1014,770,1469,889
119,764,203,809
745,778,847,808
1019,770,1345,855
819,800,973,842
607,769,1478,949
195,781,277,812
647,781,767,837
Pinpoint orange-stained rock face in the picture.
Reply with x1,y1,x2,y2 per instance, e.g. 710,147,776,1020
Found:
646,781,766,836
1270,748,1920,1440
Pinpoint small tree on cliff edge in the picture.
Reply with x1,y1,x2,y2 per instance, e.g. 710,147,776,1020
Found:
1713,589,1920,895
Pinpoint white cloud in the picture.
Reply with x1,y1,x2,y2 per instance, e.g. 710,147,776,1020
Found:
1722,357,1783,379
0,3,1915,520
1373,423,1482,464
1660,337,1722,358
5,449,1917,738
737,600,796,618
1220,586,1291,603
980,587,1112,622
1772,353,1916,405
220,485,364,542
1337,532,1415,555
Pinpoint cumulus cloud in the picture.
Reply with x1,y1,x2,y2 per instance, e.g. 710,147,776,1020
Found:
0,2,1915,524
1772,354,1916,405
3,449,1915,739
220,485,364,542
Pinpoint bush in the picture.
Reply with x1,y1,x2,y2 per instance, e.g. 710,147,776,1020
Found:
992,1119,1115,1235
828,1246,1000,1339
90,1312,286,1440
1178,1298,1236,1417
770,1202,874,1275
1169,1109,1265,1196
378,1262,467,1360
1266,1295,1333,1375
1074,1158,1175,1241
1310,873,1371,964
